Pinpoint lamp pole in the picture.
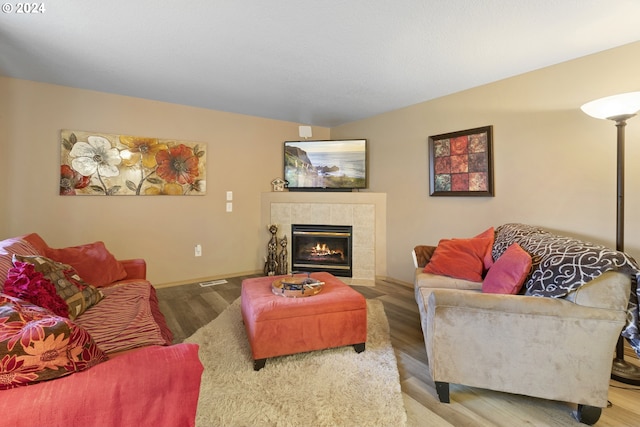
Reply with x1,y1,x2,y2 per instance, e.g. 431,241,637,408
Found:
611,114,640,385
581,91,640,386
615,116,628,253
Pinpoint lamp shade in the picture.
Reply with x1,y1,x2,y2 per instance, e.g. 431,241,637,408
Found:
581,91,640,120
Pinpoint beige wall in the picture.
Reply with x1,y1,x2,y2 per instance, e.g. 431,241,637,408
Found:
0,76,329,285
2,42,640,287
333,41,640,283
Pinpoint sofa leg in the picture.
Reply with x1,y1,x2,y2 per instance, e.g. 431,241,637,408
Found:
253,358,266,371
435,381,450,403
573,404,602,425
353,343,366,353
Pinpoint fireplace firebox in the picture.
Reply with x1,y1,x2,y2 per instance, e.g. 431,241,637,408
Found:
291,224,352,277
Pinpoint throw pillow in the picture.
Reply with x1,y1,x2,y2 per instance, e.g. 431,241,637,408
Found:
423,237,492,282
474,227,495,272
12,254,104,319
4,261,69,317
482,243,532,294
0,237,41,292
0,295,108,390
44,241,127,287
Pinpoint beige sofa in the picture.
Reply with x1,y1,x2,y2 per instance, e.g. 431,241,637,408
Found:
413,223,633,425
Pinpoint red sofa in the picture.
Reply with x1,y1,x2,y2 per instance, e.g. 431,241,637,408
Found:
0,233,204,427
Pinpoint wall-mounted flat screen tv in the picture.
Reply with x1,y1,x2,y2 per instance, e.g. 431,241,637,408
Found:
284,139,368,191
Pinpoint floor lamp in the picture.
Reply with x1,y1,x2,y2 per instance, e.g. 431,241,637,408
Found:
581,91,640,385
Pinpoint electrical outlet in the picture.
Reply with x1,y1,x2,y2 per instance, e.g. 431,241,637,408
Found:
195,244,202,257
226,191,233,201
226,202,233,212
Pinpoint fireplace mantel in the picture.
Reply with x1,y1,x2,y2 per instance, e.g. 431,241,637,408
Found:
260,192,386,286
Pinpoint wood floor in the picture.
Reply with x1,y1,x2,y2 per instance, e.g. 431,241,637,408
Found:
156,276,640,427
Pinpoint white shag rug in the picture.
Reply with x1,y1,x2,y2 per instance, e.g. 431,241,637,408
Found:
185,298,407,427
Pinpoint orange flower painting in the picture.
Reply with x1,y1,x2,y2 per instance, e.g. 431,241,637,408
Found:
60,130,206,196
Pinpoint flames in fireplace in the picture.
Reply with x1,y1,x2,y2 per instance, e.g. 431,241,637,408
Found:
307,242,344,260
291,224,352,277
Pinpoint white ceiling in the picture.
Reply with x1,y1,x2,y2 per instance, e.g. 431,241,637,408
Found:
1,0,639,127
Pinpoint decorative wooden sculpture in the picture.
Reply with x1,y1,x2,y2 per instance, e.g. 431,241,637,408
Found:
264,224,279,276
276,235,288,275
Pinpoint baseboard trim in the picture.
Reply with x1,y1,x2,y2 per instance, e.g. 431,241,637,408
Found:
154,272,410,289
154,270,263,289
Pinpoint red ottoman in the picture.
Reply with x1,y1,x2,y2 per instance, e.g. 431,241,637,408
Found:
241,272,367,370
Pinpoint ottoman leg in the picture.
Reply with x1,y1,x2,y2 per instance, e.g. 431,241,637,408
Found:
353,343,366,353
253,358,266,371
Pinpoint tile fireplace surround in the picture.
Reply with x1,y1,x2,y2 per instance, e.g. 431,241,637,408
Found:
260,192,387,286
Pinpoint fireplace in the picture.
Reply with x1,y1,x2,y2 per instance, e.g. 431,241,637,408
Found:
291,224,352,277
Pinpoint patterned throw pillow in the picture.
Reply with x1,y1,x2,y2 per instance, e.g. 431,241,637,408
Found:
0,237,41,292
12,254,104,320
0,295,108,390
3,261,69,317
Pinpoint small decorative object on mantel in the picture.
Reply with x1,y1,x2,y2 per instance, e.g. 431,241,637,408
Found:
271,178,285,192
428,125,494,197
60,130,206,196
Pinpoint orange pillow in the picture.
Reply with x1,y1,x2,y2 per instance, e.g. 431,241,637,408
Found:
474,227,495,272
482,243,532,294
423,238,492,282
45,241,127,287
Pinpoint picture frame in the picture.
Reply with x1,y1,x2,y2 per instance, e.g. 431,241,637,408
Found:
60,129,207,196
428,125,494,197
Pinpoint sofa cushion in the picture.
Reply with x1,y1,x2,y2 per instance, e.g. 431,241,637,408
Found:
3,261,69,317
424,238,492,283
414,270,483,290
75,281,173,354
0,294,107,390
482,243,532,294
12,255,104,320
44,241,127,288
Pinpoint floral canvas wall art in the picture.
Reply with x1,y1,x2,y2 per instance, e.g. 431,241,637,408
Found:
60,130,206,196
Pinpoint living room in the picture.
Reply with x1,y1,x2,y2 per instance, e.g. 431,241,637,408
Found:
2,42,640,287
2,3,640,425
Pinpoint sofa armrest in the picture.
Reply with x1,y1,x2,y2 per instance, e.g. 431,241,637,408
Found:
0,343,203,427
564,271,631,311
120,258,147,280
413,245,437,268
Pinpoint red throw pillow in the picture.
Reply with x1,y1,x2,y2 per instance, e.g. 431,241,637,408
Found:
474,227,495,272
482,243,532,294
45,241,127,287
423,238,492,282
3,261,69,317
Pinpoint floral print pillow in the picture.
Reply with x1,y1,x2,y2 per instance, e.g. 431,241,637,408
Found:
0,294,107,389
12,254,104,319
4,261,69,317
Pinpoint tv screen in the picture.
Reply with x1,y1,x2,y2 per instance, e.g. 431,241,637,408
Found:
284,139,368,190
